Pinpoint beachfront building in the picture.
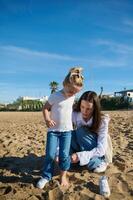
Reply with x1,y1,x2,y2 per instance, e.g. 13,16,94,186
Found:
22,96,48,102
102,94,114,99
114,89,133,102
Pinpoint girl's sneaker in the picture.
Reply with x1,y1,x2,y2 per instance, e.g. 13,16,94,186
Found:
36,177,48,189
94,162,108,173
99,176,110,197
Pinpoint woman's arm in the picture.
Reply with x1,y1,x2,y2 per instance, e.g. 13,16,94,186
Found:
75,115,110,166
89,114,109,157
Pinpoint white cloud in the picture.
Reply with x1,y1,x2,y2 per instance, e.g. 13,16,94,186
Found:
123,19,133,27
0,45,77,61
89,39,133,55
95,20,133,34
0,44,132,73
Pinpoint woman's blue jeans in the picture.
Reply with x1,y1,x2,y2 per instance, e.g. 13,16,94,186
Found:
42,131,71,180
71,126,104,170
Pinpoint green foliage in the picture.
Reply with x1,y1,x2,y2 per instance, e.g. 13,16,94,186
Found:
0,99,44,112
100,96,132,110
19,100,44,111
14,96,23,105
0,104,18,111
49,81,59,94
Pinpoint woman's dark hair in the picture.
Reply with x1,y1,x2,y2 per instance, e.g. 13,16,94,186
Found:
74,91,102,133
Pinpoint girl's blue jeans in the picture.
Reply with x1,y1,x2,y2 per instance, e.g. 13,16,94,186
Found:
71,126,104,170
42,131,71,180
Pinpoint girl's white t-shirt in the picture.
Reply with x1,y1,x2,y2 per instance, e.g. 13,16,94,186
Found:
48,90,75,132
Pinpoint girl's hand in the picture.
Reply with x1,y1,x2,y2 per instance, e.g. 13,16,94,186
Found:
71,153,79,163
46,119,56,128
55,156,59,163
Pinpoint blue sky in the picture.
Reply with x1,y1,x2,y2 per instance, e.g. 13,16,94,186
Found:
0,0,133,103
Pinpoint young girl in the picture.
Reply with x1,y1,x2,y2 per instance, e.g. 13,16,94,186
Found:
37,67,84,189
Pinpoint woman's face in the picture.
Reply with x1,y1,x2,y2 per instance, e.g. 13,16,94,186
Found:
80,100,94,120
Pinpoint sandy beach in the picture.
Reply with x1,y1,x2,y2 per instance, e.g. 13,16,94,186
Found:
0,111,133,200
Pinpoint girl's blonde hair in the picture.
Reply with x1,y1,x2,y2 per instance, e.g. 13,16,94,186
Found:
63,67,84,87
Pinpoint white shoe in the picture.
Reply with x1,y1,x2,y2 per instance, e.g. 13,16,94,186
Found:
36,177,48,189
94,162,108,173
99,176,110,197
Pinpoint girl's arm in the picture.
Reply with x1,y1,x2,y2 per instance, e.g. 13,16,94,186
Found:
42,101,56,128
75,115,110,166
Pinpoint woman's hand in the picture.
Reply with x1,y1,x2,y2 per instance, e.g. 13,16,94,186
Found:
71,153,79,163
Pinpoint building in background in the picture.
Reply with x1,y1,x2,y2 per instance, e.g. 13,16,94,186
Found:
22,96,48,103
114,89,133,102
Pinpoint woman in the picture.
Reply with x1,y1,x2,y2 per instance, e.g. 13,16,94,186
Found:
71,91,112,172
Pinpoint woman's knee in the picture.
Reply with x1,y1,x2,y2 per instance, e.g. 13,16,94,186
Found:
76,127,97,150
76,127,87,142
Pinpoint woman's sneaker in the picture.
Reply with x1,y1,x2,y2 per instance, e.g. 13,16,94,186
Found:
94,162,108,173
36,177,48,189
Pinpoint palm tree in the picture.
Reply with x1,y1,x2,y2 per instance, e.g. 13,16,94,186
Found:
99,86,103,99
49,81,59,94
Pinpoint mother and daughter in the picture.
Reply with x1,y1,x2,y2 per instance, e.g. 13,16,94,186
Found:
37,67,112,189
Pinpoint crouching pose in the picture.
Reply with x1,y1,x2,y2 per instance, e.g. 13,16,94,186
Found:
71,91,112,172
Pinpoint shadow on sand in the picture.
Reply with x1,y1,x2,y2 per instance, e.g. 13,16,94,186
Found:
0,154,46,185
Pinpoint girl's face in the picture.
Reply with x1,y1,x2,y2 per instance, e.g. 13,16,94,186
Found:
63,84,82,97
80,100,94,120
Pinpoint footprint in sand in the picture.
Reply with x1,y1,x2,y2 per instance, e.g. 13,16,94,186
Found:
0,186,13,196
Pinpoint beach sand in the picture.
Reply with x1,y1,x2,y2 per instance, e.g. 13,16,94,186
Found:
0,111,133,200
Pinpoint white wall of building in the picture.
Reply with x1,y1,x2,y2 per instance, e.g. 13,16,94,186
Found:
22,96,48,102
127,92,133,98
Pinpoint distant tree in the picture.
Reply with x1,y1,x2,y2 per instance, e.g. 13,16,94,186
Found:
49,81,59,94
13,96,24,110
14,96,23,105
100,96,132,110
